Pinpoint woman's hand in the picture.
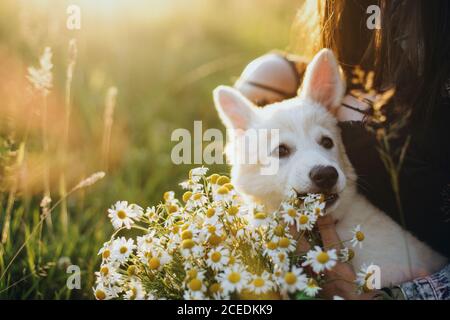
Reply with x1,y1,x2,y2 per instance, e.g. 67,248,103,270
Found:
316,215,379,300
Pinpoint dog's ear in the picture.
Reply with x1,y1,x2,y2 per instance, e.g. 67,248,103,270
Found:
213,85,258,131
299,49,345,111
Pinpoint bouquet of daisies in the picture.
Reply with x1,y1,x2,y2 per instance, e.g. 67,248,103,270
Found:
94,167,365,300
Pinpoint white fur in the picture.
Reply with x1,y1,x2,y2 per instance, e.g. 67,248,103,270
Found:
214,49,447,286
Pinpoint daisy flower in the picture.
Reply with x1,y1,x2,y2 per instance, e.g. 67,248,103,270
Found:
304,278,321,297
248,271,274,295
339,247,354,263
281,204,299,226
98,242,112,262
303,246,338,273
189,166,208,183
276,235,296,253
218,264,250,294
270,251,290,270
95,262,122,286
310,201,326,217
144,206,159,222
124,277,146,300
108,201,137,229
355,263,378,292
350,225,365,248
296,212,317,231
206,246,229,271
111,237,136,263
278,267,307,293
27,47,53,95
93,283,120,300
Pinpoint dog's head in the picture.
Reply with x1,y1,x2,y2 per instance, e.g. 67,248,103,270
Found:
213,49,356,212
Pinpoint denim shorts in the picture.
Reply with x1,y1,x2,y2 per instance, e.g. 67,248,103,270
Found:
399,264,450,300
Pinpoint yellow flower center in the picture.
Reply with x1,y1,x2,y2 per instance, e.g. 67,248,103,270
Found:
284,272,297,285
278,253,286,262
217,186,229,195
356,231,365,242
278,237,290,248
182,239,195,249
308,278,318,287
206,208,216,218
127,265,136,276
348,248,355,261
211,251,222,263
187,269,198,279
167,205,178,214
209,283,221,294
252,278,265,288
217,176,230,186
314,207,322,216
100,266,109,276
223,183,234,191
149,257,160,270
227,206,239,216
274,225,285,237
209,174,220,184
266,241,278,250
117,210,127,220
299,215,309,225
181,230,193,240
119,246,128,254
254,212,267,220
163,191,172,201
288,208,297,218
317,252,330,264
182,191,192,202
193,193,203,201
102,249,110,259
208,234,222,246
188,278,203,291
95,289,106,300
228,272,241,284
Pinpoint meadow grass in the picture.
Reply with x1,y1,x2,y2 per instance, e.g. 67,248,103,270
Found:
0,0,301,299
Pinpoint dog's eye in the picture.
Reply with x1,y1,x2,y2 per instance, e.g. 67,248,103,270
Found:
320,136,334,149
273,144,291,158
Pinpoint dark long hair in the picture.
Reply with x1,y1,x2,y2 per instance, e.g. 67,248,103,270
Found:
294,0,450,125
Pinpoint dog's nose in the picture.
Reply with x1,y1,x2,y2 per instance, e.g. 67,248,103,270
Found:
309,166,338,190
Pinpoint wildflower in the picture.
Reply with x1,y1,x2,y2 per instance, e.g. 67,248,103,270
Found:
206,246,229,271
355,263,377,292
296,212,317,231
189,166,208,183
93,283,119,300
303,246,338,273
95,262,122,286
281,204,299,226
278,267,307,293
124,278,146,300
108,201,137,229
350,225,365,248
304,278,321,297
98,242,113,261
111,237,136,263
218,264,250,294
248,271,274,295
27,47,53,95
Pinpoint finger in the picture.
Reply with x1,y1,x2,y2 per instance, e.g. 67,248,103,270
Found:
317,215,342,250
289,224,311,254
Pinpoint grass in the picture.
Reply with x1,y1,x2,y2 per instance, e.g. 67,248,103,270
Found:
0,0,301,299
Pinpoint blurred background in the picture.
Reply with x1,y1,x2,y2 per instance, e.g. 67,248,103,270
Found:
0,0,301,298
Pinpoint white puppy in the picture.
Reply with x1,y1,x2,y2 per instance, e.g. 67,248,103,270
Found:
213,49,447,287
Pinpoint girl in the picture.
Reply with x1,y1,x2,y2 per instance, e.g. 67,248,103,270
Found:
235,0,450,299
